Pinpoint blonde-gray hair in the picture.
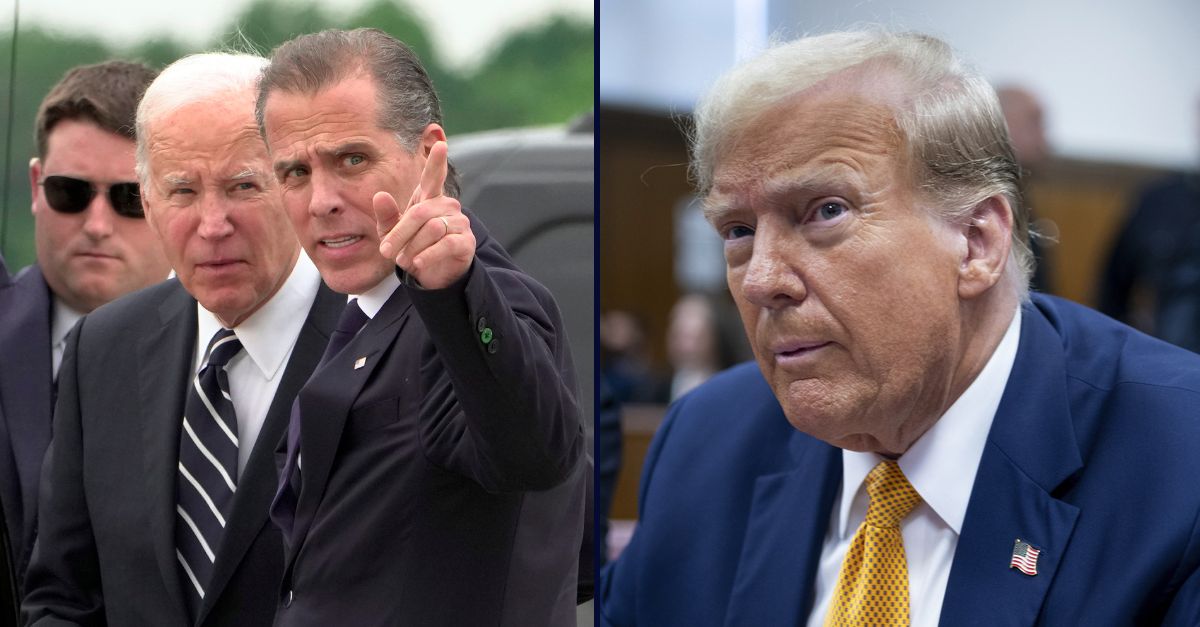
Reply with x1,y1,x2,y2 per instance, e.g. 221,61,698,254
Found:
690,30,1032,298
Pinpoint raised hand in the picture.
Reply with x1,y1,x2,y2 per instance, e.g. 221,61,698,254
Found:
376,141,475,290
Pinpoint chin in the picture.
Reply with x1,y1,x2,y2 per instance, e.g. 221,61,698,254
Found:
324,271,377,296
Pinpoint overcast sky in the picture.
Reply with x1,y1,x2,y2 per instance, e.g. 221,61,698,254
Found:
2,0,592,70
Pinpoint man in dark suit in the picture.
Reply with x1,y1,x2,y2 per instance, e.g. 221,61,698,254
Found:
256,29,586,625
23,53,340,626
0,61,171,587
600,30,1200,626
0,257,14,625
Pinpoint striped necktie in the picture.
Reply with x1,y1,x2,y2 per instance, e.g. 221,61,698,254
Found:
824,460,923,626
175,328,243,617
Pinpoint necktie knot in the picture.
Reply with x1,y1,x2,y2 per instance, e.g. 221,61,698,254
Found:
863,460,921,528
205,328,243,369
336,299,370,335
321,299,369,365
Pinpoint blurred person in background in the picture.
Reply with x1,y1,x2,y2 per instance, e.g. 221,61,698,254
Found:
596,377,621,569
664,292,743,401
600,309,659,403
1098,96,1200,350
0,61,170,591
996,84,1054,293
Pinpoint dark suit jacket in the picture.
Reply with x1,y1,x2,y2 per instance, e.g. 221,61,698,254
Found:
0,265,54,580
23,278,342,626
272,219,586,627
601,294,1200,626
0,255,19,625
1098,172,1200,351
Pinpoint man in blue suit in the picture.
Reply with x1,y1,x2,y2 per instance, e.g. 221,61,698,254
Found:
600,30,1200,626
0,61,171,586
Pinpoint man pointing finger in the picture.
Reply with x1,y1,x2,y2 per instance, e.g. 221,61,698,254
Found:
257,28,586,626
375,140,474,289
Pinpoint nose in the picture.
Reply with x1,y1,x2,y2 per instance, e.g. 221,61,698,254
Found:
80,192,116,240
196,193,235,240
307,168,341,218
738,224,807,309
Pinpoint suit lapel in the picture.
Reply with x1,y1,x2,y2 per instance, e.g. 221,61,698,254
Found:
198,284,341,622
287,285,414,563
724,433,841,626
939,303,1083,626
0,266,53,549
136,282,196,624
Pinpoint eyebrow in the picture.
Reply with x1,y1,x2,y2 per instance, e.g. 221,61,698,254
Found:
273,141,375,177
230,168,261,180
704,164,861,224
163,174,192,186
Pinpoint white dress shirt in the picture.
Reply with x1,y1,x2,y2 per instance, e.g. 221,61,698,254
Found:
194,251,320,478
50,299,85,379
353,271,401,319
807,307,1022,627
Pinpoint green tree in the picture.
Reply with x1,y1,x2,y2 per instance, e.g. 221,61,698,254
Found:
461,15,593,131
0,0,593,268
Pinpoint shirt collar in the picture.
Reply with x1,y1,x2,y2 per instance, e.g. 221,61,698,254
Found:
351,271,401,319
51,298,85,348
196,250,321,378
836,306,1022,538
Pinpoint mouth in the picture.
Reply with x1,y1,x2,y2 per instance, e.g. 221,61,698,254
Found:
320,235,363,249
197,258,244,271
74,251,118,260
772,340,833,361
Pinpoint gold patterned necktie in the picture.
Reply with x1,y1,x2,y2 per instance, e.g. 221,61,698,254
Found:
824,460,923,627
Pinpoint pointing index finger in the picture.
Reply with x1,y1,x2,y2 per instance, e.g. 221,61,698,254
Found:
415,140,449,206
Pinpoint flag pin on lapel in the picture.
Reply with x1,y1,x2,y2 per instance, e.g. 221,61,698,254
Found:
1010,538,1041,576
354,357,367,370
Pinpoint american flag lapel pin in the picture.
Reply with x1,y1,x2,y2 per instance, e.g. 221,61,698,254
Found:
1010,538,1041,576
354,357,367,370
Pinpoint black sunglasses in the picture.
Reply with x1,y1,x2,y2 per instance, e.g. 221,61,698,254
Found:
39,175,144,219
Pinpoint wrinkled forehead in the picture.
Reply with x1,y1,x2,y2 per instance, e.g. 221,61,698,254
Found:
708,69,911,200
146,115,270,181
261,75,382,146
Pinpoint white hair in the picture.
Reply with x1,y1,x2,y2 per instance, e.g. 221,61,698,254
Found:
135,53,269,183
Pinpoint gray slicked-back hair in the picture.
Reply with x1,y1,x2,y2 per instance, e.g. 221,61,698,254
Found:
135,53,269,184
254,28,459,198
690,30,1032,298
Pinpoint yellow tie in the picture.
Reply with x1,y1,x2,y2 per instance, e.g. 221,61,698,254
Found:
824,460,923,627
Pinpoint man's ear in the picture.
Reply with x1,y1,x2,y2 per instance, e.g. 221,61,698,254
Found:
29,158,41,215
958,194,1014,300
418,124,447,157
141,188,155,230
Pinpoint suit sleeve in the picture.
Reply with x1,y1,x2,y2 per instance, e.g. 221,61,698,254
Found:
405,220,583,493
22,317,103,626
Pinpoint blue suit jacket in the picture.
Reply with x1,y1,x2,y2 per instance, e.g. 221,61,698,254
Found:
601,294,1200,626
0,264,53,578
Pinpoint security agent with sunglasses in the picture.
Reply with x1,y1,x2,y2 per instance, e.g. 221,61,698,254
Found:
0,61,171,591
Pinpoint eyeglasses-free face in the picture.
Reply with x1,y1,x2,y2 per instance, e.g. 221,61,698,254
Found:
39,175,143,218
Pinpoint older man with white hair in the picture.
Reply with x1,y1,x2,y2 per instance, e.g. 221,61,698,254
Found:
22,52,341,626
601,30,1200,626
